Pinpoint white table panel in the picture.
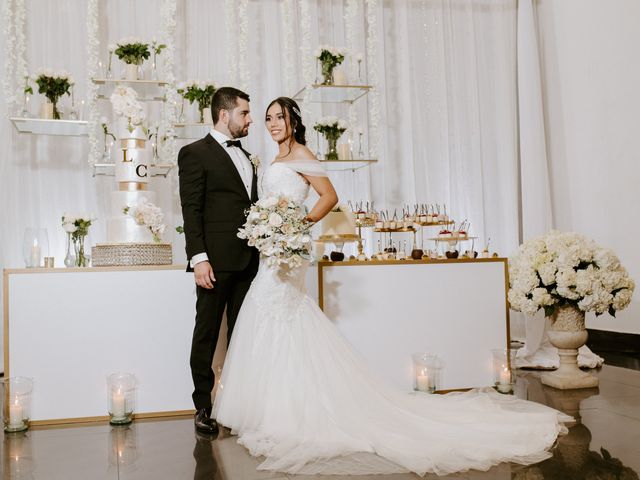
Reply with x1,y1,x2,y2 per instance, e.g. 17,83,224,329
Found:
317,259,509,391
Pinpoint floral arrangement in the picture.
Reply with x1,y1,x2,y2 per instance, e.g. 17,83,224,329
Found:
123,198,166,243
314,45,346,85
62,213,95,267
33,69,73,119
150,37,166,56
508,231,634,317
314,116,348,160
237,195,313,270
110,86,145,130
114,37,150,65
249,154,260,172
176,80,216,123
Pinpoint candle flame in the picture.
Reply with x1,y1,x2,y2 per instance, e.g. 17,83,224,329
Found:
32,238,38,248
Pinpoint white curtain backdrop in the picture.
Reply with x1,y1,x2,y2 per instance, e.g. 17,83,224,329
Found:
1,0,556,370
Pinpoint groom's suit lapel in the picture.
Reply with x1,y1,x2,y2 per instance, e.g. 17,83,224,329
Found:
204,133,250,200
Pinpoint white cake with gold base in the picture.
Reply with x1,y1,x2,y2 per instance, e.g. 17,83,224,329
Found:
92,120,171,266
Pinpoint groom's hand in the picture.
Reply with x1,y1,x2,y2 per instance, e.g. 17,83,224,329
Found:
194,261,216,289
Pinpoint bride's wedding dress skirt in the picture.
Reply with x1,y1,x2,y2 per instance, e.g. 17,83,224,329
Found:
214,261,570,476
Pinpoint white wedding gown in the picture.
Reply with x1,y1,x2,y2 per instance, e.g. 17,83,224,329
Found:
213,160,571,477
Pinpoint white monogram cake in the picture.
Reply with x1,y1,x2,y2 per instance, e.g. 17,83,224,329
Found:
92,92,171,266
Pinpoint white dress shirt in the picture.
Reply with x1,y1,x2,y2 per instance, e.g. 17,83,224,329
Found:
190,129,254,268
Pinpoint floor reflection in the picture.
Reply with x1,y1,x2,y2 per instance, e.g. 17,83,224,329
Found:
0,364,638,479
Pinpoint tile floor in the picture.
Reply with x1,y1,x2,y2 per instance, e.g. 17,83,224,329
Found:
2,362,639,479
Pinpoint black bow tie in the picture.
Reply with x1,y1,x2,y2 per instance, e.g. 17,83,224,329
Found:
225,140,242,148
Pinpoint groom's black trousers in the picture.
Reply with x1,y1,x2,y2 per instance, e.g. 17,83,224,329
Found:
190,258,258,411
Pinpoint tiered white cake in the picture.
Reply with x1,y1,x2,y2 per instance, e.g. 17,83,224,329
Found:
92,119,172,266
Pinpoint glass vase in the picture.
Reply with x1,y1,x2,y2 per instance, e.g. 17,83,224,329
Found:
64,232,75,267
324,134,339,161
321,62,334,85
492,348,517,393
412,353,443,393
23,228,49,268
72,234,90,267
107,373,137,425
2,377,34,432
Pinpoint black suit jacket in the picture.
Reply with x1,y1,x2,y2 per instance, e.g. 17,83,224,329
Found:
178,133,258,272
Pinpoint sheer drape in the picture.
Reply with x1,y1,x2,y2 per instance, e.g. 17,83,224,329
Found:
0,0,551,370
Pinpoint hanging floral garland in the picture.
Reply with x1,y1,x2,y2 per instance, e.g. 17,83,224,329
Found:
2,0,17,111
298,0,314,151
365,0,380,158
237,0,250,91
13,0,27,113
158,0,178,167
345,0,359,141
224,0,239,86
281,0,295,95
86,0,101,165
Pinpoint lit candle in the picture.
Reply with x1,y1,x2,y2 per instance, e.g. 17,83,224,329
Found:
416,368,431,392
9,398,24,428
497,366,512,392
112,389,126,418
30,238,41,268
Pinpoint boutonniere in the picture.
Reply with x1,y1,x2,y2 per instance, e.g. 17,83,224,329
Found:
249,154,261,172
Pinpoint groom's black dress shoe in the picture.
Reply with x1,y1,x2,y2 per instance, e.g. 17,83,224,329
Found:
194,408,219,435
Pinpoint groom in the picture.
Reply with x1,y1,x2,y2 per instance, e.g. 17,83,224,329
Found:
178,87,259,435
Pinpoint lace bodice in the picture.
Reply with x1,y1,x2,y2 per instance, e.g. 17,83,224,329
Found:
259,162,311,204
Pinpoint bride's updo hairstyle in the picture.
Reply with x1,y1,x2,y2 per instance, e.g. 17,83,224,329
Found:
265,97,307,146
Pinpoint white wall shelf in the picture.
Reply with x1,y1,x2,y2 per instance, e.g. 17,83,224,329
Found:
92,78,168,101
10,117,88,137
292,84,372,104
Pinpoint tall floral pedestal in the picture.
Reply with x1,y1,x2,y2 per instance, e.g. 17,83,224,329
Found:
541,305,599,390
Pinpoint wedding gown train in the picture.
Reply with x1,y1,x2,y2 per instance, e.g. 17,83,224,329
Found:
213,160,571,477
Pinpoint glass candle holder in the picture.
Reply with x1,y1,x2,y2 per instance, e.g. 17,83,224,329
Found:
22,228,49,268
492,348,517,393
412,353,443,393
107,373,136,425
2,377,34,432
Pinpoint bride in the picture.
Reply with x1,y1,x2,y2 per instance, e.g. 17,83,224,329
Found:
213,97,571,477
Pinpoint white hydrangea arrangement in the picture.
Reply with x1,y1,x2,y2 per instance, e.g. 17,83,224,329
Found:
110,86,145,130
237,195,313,270
508,231,634,317
123,198,166,243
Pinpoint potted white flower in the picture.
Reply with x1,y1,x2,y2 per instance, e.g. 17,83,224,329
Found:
314,46,346,85
508,231,634,389
33,69,73,119
114,37,150,80
314,117,348,160
176,80,216,124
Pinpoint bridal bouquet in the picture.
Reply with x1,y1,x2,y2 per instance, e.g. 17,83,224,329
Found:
314,116,348,160
508,231,634,317
114,37,150,65
123,198,166,242
34,69,73,119
237,195,313,270
110,86,145,131
314,45,346,84
177,80,217,123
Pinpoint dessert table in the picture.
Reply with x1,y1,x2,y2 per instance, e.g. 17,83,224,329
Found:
3,258,509,424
